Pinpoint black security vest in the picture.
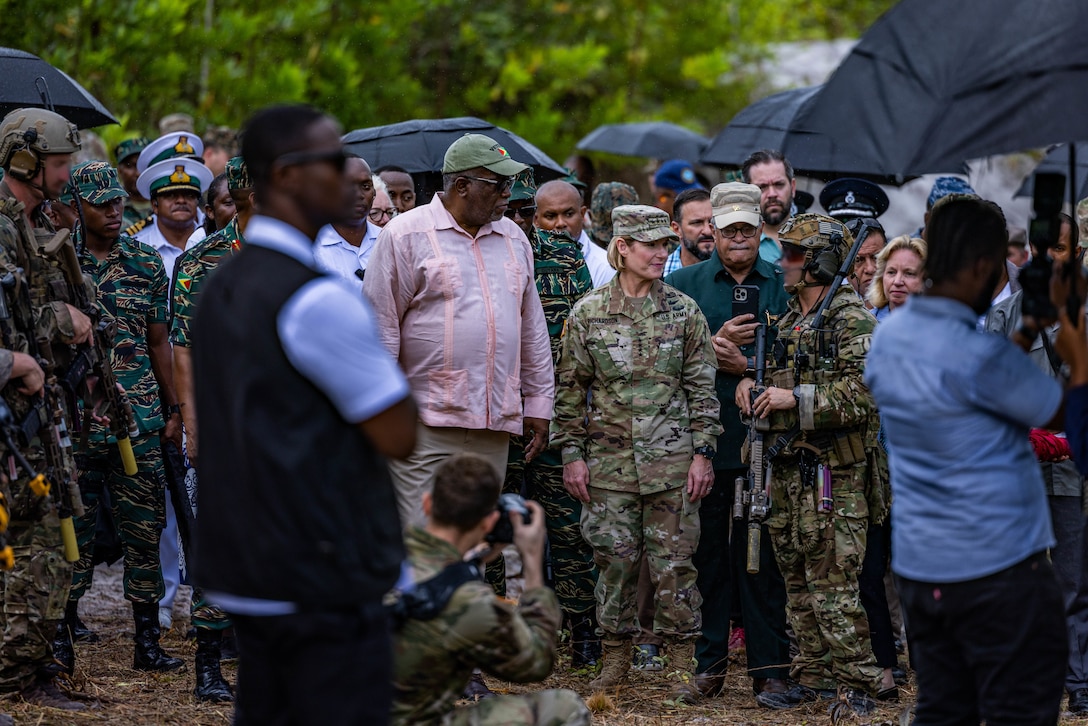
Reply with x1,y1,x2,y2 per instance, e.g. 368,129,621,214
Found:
191,243,403,607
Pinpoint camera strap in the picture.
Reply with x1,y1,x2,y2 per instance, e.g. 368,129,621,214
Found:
387,559,483,627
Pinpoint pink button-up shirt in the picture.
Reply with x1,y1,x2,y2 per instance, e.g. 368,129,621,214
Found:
364,194,554,435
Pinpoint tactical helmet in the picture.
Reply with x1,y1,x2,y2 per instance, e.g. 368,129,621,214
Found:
778,213,854,285
0,108,81,181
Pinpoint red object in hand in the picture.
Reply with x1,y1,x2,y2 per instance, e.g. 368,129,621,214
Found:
1030,428,1072,462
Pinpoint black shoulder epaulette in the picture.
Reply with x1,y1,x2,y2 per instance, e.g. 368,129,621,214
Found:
124,215,154,237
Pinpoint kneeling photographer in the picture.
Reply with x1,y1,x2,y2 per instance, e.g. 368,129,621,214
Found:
389,453,589,726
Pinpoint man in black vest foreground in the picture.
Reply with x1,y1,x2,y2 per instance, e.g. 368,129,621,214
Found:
191,105,418,726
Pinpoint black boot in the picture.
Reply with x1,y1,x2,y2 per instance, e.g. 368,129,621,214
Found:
194,629,234,702
52,621,75,675
65,600,99,643
569,612,602,667
132,603,184,671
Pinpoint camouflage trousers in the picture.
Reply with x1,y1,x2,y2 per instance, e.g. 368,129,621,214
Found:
0,496,70,692
580,486,701,639
69,433,166,605
442,688,590,726
486,440,598,616
767,462,883,693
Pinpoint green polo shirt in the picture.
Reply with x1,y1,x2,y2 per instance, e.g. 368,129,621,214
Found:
665,253,787,470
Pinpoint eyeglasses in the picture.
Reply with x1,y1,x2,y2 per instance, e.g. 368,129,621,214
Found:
464,175,514,193
718,224,759,239
369,207,397,222
503,205,536,220
273,148,347,172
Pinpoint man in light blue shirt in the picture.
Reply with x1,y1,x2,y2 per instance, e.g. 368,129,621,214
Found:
866,195,1066,725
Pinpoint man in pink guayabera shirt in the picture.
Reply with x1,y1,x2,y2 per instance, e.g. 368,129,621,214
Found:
364,134,555,528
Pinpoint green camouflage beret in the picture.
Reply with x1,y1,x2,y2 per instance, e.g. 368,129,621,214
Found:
70,160,127,205
114,137,151,164
509,167,536,203
226,156,252,191
588,182,638,246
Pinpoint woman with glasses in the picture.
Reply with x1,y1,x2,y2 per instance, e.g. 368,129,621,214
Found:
552,204,721,699
368,177,397,228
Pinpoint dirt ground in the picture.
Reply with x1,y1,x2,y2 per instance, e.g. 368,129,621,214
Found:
4,563,1088,725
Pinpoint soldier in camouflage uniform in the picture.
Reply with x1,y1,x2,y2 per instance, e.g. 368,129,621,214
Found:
552,205,721,696
392,453,589,726
585,182,638,250
735,213,884,716
114,138,152,230
51,160,185,677
486,169,601,668
0,108,97,711
169,156,251,703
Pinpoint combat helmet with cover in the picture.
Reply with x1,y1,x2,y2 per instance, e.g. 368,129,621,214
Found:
0,108,81,180
778,213,853,293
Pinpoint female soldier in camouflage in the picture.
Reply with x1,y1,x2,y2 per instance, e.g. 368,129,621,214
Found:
552,204,721,698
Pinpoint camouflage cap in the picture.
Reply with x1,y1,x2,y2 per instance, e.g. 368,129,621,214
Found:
70,160,127,204
710,182,761,229
588,182,638,246
611,204,679,243
442,133,528,176
226,156,252,191
114,137,150,164
779,213,853,251
509,167,536,202
1077,197,1088,247
561,167,587,190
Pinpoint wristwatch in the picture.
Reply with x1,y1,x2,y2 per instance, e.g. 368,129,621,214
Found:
165,404,181,417
693,445,716,460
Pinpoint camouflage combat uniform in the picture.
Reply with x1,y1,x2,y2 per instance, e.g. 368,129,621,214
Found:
392,526,590,726
489,228,598,618
0,183,85,692
69,233,169,606
169,216,244,632
762,282,884,694
551,276,721,640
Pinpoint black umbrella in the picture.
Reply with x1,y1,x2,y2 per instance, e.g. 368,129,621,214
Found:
1016,143,1088,202
0,48,118,128
701,86,921,185
342,117,565,179
790,0,1088,183
576,122,708,161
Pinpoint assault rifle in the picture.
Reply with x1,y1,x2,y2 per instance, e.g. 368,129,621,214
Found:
48,231,138,476
734,315,771,574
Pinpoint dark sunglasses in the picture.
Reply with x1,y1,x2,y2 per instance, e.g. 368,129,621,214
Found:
273,148,347,172
464,175,514,193
503,205,536,220
779,243,807,264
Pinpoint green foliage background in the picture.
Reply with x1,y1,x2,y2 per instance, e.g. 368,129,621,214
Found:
2,0,895,158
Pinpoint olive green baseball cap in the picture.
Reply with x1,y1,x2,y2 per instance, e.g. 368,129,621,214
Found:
442,134,528,176
611,204,679,243
114,137,150,164
70,160,128,205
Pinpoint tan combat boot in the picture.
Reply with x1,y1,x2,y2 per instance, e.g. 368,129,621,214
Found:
588,638,630,690
667,638,700,703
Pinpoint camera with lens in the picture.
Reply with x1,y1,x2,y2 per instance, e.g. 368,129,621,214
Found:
485,493,532,544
